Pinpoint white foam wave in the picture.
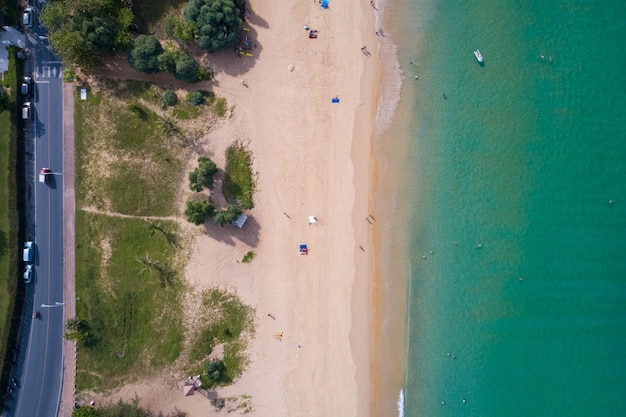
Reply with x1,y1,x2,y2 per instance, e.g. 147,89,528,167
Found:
398,388,405,417
373,0,404,135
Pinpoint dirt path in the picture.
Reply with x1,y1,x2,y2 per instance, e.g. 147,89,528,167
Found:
91,55,216,90
81,206,185,224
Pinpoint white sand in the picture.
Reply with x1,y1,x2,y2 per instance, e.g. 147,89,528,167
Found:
91,0,382,415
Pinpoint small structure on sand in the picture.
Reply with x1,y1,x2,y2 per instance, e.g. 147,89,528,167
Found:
232,214,248,228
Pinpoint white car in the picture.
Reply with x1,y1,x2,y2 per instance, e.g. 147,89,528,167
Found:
39,167,52,184
23,264,33,283
23,241,34,263
22,7,33,27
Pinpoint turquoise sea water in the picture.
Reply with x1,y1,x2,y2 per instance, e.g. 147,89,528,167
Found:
381,1,626,416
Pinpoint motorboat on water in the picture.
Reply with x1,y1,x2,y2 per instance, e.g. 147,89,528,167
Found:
474,50,484,63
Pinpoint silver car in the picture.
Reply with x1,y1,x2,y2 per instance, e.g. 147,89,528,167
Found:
23,241,34,263
22,7,33,27
23,264,33,283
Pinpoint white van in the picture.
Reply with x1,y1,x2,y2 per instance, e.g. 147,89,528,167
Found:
22,102,31,120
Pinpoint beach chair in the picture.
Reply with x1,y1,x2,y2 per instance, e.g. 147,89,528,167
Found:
299,244,308,255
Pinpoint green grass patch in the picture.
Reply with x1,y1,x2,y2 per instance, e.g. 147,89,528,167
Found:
172,102,203,120
75,212,184,389
0,112,11,331
214,97,228,118
74,87,182,216
188,289,254,385
223,142,255,209
0,46,27,410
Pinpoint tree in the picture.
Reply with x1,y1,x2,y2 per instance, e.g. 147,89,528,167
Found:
204,359,227,387
64,317,93,345
213,204,242,227
189,157,217,191
163,90,178,107
128,35,164,74
174,53,199,82
173,19,197,43
39,0,124,68
185,200,215,225
115,7,134,50
184,0,243,52
157,51,177,73
82,16,116,53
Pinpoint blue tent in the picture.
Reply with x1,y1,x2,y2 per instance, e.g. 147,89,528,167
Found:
321,0,329,9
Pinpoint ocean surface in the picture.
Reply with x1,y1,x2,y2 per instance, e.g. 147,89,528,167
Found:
376,1,626,416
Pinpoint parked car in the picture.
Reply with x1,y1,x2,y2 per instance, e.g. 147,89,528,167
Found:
21,76,32,96
22,102,31,120
23,241,34,263
22,7,33,27
23,264,33,283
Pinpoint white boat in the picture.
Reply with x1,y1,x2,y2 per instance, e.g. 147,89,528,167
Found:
474,50,484,62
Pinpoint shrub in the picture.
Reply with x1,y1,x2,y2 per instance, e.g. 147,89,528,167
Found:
163,90,178,107
204,360,227,387
242,251,255,263
187,91,204,106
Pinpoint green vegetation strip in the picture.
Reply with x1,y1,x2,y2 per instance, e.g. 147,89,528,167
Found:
223,143,255,209
0,46,27,410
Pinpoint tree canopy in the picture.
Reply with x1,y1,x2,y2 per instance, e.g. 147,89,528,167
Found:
128,35,164,74
184,0,244,51
214,204,242,227
189,157,217,191
185,200,215,225
40,0,133,68
174,53,200,82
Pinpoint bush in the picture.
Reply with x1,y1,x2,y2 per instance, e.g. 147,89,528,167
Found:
128,35,163,74
163,90,178,106
189,157,217,191
174,53,199,82
185,199,215,225
187,91,204,106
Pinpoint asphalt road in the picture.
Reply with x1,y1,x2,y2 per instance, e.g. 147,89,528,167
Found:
12,3,66,416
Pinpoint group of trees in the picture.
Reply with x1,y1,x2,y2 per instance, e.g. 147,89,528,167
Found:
127,35,201,82
40,0,133,69
39,0,247,74
184,157,243,226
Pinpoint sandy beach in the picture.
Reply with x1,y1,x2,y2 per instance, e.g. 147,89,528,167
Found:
90,0,383,415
